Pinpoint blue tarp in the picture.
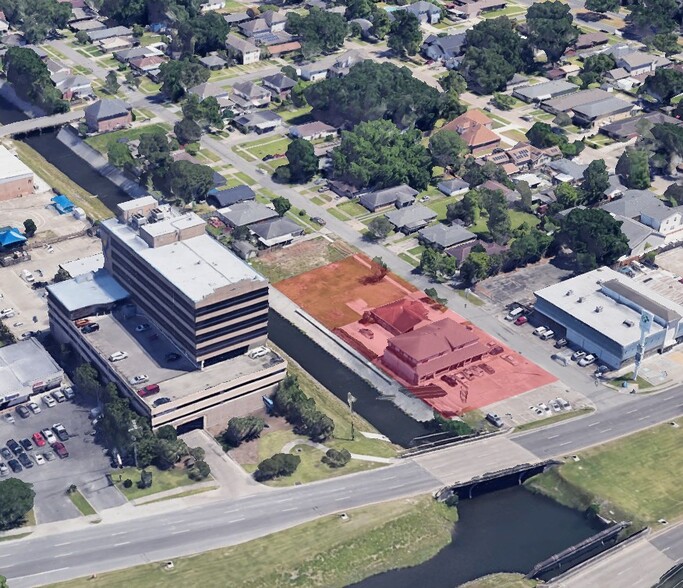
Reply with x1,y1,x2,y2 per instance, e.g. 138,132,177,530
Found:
0,226,27,248
51,194,74,214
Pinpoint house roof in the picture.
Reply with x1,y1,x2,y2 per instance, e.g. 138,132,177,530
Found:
371,298,430,334
217,201,278,227
601,112,682,139
601,190,663,218
223,12,250,23
418,224,476,248
87,26,132,41
406,0,441,14
618,51,656,68
234,110,283,127
445,239,507,263
443,110,492,131
424,32,466,55
291,121,337,137
115,46,161,62
129,55,166,69
208,185,255,208
514,80,578,101
226,33,258,54
611,214,656,252
547,158,588,180
438,178,469,194
199,54,226,67
188,82,228,99
385,204,437,228
575,31,608,48
572,96,634,120
262,72,296,91
481,179,520,203
233,80,270,99
360,184,418,209
85,98,131,120
250,216,302,240
460,124,500,148
544,88,612,112
267,41,302,55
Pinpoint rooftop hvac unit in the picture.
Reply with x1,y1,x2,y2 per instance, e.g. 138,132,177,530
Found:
130,213,147,228
565,289,573,296
594,306,603,313
150,207,166,222
623,320,634,327
577,297,584,303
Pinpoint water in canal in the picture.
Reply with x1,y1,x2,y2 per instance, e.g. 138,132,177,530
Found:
351,485,604,588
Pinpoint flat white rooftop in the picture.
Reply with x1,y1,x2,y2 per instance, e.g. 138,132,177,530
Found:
0,145,33,182
0,338,63,398
102,215,266,304
60,253,105,278
47,269,130,313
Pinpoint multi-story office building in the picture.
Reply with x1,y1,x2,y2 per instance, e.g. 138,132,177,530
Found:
47,199,286,431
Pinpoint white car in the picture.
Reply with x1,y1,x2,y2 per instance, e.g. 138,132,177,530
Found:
0,462,8,476
533,326,548,336
3,413,15,424
34,454,45,466
43,395,56,408
0,307,14,318
549,399,562,412
128,374,149,385
109,351,128,362
557,397,571,410
41,429,57,444
571,350,586,362
538,403,551,415
28,401,41,414
578,354,597,367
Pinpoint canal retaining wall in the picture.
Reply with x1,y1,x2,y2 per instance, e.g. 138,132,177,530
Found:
0,80,45,118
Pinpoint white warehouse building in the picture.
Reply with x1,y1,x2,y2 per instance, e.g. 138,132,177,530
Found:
534,267,683,369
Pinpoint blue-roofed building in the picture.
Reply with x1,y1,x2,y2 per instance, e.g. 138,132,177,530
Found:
0,226,27,250
51,194,75,214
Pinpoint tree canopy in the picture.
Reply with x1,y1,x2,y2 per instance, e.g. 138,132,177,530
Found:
429,130,468,169
627,0,680,37
168,160,215,202
332,120,433,190
158,60,210,102
581,159,609,205
286,8,347,57
580,53,616,88
367,216,393,240
557,208,629,271
615,148,651,189
100,0,202,26
177,11,230,56
584,0,620,12
388,11,422,57
3,47,69,114
0,478,35,530
526,122,584,157
304,61,441,131
641,68,683,105
285,139,318,183
174,117,202,144
0,0,71,43
526,1,578,64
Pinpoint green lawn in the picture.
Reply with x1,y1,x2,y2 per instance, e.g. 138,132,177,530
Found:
470,210,539,235
237,136,291,160
502,129,529,143
49,495,457,588
276,105,314,123
337,200,368,218
514,408,594,432
329,208,350,221
427,195,459,221
68,489,97,516
111,466,197,500
610,372,652,390
461,574,537,588
399,252,419,267
85,123,171,154
527,422,683,526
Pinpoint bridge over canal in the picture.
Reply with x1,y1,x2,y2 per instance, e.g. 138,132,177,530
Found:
0,110,84,138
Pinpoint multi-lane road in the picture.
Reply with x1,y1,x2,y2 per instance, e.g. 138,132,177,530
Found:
4,381,683,587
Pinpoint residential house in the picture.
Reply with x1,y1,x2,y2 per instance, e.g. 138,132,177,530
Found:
289,121,337,141
481,179,521,206
421,33,466,65
437,178,470,197
69,18,105,32
445,239,508,263
359,184,418,212
298,61,328,81
329,51,364,77
385,204,437,233
250,217,304,248
574,32,609,50
129,55,167,74
418,224,476,250
232,81,272,108
188,82,232,108
616,51,669,76
266,42,302,58
84,98,132,133
52,72,93,101
445,0,507,19
233,110,283,134
98,36,135,53
401,1,442,24
601,112,683,141
442,110,500,155
216,201,278,228
611,214,666,262
349,18,375,41
261,73,296,98
546,159,588,184
45,59,70,77
542,88,637,126
115,45,162,63
207,184,256,208
483,142,562,172
223,12,250,25
513,80,578,103
226,34,260,65
601,190,683,240
87,26,133,43
199,54,227,70
329,181,359,199
239,10,287,38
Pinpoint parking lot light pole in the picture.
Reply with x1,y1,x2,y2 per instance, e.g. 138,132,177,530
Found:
128,421,139,468
347,392,356,441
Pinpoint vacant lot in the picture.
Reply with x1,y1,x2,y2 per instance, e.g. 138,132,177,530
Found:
50,495,457,588
251,237,351,283
276,254,419,329
528,422,683,526
85,123,171,154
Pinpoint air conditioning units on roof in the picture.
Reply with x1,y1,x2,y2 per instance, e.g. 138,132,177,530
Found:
150,207,166,222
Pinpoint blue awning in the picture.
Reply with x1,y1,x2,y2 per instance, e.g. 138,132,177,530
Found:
0,227,27,247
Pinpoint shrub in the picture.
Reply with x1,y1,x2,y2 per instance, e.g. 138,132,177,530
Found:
137,470,153,489
123,479,133,489
222,416,265,448
254,453,300,482
189,460,211,481
321,448,351,468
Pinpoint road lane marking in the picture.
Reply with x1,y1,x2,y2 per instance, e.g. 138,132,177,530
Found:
588,422,600,427
171,530,189,535
547,435,559,439
559,442,572,447
113,541,131,546
54,542,72,547
626,409,638,414
111,531,127,537
227,517,245,523
598,429,612,434
335,496,349,501
638,416,650,421
15,567,69,579
282,507,297,512
379,475,397,481
223,509,239,514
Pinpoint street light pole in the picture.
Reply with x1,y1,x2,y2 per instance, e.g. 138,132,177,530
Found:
347,392,356,441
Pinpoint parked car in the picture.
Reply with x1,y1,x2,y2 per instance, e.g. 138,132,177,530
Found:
514,316,528,326
51,389,66,403
557,397,571,410
7,439,23,455
8,459,22,473
109,351,128,362
16,405,30,419
74,318,91,328
27,401,41,414
62,387,75,400
41,429,57,444
42,395,56,408
3,413,15,424
540,329,555,340
0,462,7,476
34,453,45,465
554,338,568,349
20,438,33,451
152,397,171,408
440,374,459,386
17,452,33,469
129,374,149,386
52,442,69,459
81,323,100,334
571,350,586,362
538,403,551,415
43,451,55,462
549,400,562,412
486,413,504,428
578,354,597,367
481,364,495,375
32,432,46,447
533,326,548,336
0,447,11,460
312,217,326,226
53,423,69,442
135,323,151,333
138,384,161,397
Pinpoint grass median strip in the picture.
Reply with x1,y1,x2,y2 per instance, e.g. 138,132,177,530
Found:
514,407,594,432
68,489,97,517
48,495,457,588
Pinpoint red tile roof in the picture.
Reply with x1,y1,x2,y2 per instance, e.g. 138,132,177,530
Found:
369,299,429,335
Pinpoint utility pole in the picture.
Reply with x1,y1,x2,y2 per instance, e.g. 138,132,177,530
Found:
129,420,139,468
347,392,356,441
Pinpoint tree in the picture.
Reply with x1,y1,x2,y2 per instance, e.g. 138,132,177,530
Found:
440,71,467,95
486,198,512,245
223,416,265,447
526,1,578,64
616,148,650,189
73,363,101,401
168,160,214,202
345,0,374,20
76,30,89,44
281,65,298,81
447,191,479,225
370,8,391,40
100,0,148,26
434,414,473,437
322,448,351,468
0,478,35,530
158,60,210,102
272,374,335,442
492,92,516,110
429,130,468,169
156,425,178,442
585,0,619,11
557,208,629,271
650,33,680,56
419,248,457,281
174,117,202,144
138,128,172,170
305,61,441,131
462,160,512,189
581,159,609,205
286,139,318,183
23,218,37,237
461,48,516,94
332,120,432,190
526,122,584,158
0,0,71,44
506,227,552,268
665,183,683,206
53,267,71,283
286,8,347,57
641,67,683,105
367,216,393,240
580,53,616,88
254,453,301,481
189,460,211,480
108,141,134,169
273,196,292,217
554,182,580,209
627,0,678,37
104,70,120,94
178,11,230,56
387,11,422,58
459,251,492,285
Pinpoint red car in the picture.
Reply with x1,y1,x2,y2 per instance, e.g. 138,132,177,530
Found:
514,316,528,326
32,432,46,447
137,384,160,397
52,442,69,459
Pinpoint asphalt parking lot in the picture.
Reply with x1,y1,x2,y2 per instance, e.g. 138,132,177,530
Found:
0,394,125,524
